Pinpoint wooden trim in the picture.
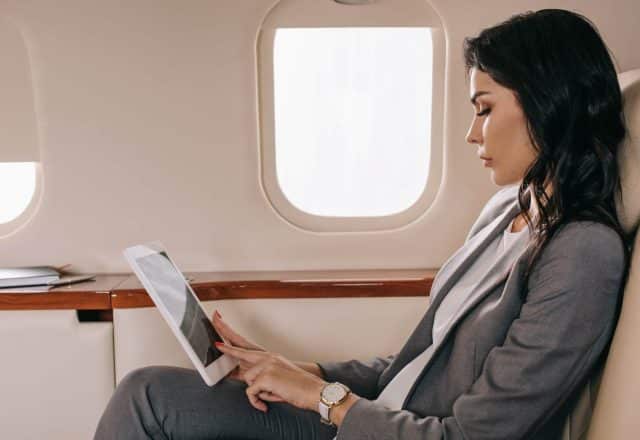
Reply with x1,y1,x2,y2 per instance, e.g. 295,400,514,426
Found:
0,275,127,311
112,270,436,309
0,271,437,311
0,292,111,311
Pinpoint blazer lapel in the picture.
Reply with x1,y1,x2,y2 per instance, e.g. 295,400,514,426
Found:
428,199,522,306
433,227,529,345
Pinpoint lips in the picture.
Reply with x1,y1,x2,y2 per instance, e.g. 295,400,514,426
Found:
479,154,492,168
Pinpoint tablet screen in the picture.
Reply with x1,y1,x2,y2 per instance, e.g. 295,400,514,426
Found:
137,251,224,367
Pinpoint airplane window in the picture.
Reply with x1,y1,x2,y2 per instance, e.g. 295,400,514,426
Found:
0,162,37,224
272,27,432,217
0,18,40,232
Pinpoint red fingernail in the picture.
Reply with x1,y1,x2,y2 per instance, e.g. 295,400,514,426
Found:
215,342,224,348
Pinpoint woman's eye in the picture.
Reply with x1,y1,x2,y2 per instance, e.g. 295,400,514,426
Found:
476,108,491,116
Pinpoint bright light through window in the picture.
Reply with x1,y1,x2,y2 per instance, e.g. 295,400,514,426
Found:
0,162,36,224
273,27,433,217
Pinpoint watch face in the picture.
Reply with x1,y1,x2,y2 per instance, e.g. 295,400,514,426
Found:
322,383,347,404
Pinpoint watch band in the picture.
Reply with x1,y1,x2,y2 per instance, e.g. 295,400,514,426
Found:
319,401,333,426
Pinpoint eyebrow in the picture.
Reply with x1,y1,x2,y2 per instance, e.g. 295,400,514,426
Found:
470,91,490,105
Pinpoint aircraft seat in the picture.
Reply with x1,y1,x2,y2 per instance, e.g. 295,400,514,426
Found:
581,68,640,439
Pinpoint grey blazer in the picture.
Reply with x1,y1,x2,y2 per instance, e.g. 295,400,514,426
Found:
318,185,627,440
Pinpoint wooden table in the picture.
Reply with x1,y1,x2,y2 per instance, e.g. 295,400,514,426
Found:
0,270,437,319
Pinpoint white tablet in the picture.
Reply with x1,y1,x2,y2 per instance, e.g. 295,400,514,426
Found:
124,242,238,387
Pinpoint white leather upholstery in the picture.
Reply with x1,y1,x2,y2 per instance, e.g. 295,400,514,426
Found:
615,70,640,234
0,310,114,440
586,69,640,439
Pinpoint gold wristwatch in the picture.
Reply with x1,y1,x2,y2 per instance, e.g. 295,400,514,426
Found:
318,382,351,427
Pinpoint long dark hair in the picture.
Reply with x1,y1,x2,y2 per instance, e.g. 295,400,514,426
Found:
463,9,631,286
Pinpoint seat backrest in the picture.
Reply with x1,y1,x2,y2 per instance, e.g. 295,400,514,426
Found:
583,69,640,439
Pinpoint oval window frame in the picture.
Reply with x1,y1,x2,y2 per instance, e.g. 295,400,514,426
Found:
257,1,446,232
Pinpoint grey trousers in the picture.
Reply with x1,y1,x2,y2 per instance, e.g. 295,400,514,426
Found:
93,366,338,440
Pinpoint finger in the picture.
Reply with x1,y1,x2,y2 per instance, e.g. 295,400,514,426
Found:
215,343,267,363
249,394,268,412
246,385,268,412
211,319,229,342
227,361,258,384
237,359,254,371
229,364,255,383
212,314,266,352
211,313,234,340
246,380,271,413
243,360,270,384
258,391,285,402
212,314,250,348
223,352,255,370
212,311,236,336
227,365,242,380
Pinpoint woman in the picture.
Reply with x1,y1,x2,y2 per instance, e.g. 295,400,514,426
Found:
94,9,630,440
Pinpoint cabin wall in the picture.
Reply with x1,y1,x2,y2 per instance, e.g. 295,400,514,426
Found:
1,3,638,439
1,0,639,273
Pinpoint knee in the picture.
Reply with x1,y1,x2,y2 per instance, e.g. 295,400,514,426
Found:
117,366,163,394
113,365,180,407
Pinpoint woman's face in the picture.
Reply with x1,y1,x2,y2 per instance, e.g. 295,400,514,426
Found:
465,67,538,186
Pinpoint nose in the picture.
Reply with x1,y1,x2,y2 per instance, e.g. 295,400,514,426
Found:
465,116,483,146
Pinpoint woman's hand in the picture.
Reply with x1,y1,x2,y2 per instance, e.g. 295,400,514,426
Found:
215,342,327,414
212,309,264,351
211,309,265,382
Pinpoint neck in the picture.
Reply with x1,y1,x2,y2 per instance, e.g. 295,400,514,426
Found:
522,183,552,224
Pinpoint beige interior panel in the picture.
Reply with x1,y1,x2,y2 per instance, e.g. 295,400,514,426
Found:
0,310,114,440
114,296,429,383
